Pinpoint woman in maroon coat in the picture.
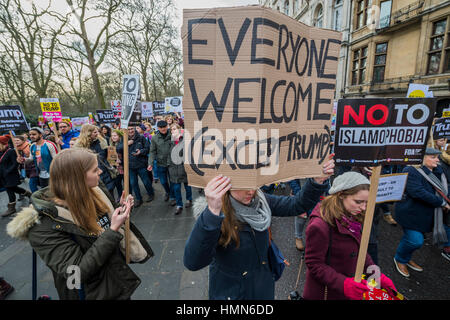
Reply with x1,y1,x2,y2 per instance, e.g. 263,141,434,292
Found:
302,172,396,300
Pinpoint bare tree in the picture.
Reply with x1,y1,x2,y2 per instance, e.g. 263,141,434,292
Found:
61,0,123,109
0,0,67,111
154,43,183,97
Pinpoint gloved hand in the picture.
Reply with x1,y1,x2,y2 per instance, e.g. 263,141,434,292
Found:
343,277,369,300
380,273,396,291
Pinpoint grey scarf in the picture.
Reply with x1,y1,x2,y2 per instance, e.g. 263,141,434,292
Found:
416,167,449,246
229,189,271,232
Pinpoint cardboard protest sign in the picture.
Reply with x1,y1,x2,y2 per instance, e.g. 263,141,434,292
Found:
38,115,45,127
433,117,450,139
376,173,408,203
165,96,183,113
40,98,62,122
334,98,436,166
141,102,153,118
96,109,116,124
120,75,140,129
152,101,166,116
0,105,29,132
182,5,341,188
71,116,90,131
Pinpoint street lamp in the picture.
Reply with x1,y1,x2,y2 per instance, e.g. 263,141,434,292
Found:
150,61,158,101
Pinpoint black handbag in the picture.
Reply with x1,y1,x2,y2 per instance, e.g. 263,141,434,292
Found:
267,227,289,281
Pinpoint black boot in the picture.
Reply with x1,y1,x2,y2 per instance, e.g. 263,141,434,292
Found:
0,278,14,300
18,190,32,201
1,202,16,218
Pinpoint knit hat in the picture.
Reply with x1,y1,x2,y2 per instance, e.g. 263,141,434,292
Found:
30,127,44,134
425,147,441,155
0,134,11,145
157,120,168,128
328,171,370,195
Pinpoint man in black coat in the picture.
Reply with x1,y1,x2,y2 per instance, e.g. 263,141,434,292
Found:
117,127,155,207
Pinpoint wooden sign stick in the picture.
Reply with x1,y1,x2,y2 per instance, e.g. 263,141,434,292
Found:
122,128,131,264
8,131,20,157
354,165,382,283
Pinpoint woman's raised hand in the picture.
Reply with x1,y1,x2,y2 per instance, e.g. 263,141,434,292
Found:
314,153,335,184
205,175,231,216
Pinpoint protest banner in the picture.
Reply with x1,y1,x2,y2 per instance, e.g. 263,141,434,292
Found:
0,105,29,132
376,173,408,203
96,109,116,124
40,98,62,122
334,98,436,167
433,117,450,139
165,96,183,113
141,102,153,118
38,115,45,127
406,83,433,98
182,5,342,189
152,101,166,116
71,116,90,131
111,100,122,118
120,74,142,264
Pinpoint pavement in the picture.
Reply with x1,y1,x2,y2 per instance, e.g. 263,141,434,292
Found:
0,179,449,300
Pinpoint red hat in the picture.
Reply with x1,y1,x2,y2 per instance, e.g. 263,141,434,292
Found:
0,134,11,145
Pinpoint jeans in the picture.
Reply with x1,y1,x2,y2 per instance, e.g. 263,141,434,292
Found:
172,183,193,208
29,177,39,193
294,215,307,241
129,167,154,201
395,226,450,264
153,160,159,179
112,174,123,200
157,166,174,200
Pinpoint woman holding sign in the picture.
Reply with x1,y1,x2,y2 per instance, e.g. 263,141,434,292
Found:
0,135,31,217
302,172,396,300
7,148,153,299
183,158,334,300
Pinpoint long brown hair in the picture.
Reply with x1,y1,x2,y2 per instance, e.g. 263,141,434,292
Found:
320,184,370,227
218,191,243,248
49,148,109,235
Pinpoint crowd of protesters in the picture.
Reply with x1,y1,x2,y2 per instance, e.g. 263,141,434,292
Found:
0,111,449,300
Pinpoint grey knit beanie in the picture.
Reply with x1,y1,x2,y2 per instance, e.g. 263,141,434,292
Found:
328,171,370,195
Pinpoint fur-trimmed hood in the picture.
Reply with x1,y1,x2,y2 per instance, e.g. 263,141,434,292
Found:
7,206,41,240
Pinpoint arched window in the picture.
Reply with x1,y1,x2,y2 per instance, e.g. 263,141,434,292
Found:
333,0,343,31
284,0,290,15
314,4,323,28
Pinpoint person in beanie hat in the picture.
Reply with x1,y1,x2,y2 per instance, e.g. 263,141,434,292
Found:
0,134,31,217
393,147,450,277
302,171,396,300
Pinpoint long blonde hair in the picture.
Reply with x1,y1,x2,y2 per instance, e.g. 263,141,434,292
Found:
218,191,244,248
74,124,98,148
49,148,109,235
320,184,370,227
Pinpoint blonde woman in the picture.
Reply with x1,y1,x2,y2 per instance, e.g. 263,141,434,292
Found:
7,148,153,299
75,124,115,196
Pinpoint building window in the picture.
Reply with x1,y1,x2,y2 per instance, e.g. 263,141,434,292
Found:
352,46,368,85
427,17,450,74
333,0,343,31
314,4,323,28
284,0,290,15
373,42,388,83
379,0,392,29
356,0,372,30
294,0,300,14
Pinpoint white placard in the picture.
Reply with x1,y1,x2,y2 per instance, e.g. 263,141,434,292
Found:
165,96,183,113
376,173,408,203
120,75,140,128
141,101,153,118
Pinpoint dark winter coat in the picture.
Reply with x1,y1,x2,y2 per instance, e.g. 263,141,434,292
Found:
302,203,374,300
167,136,188,184
148,131,172,168
0,148,21,188
7,185,154,300
116,133,150,170
184,178,329,300
89,139,115,191
395,165,448,233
